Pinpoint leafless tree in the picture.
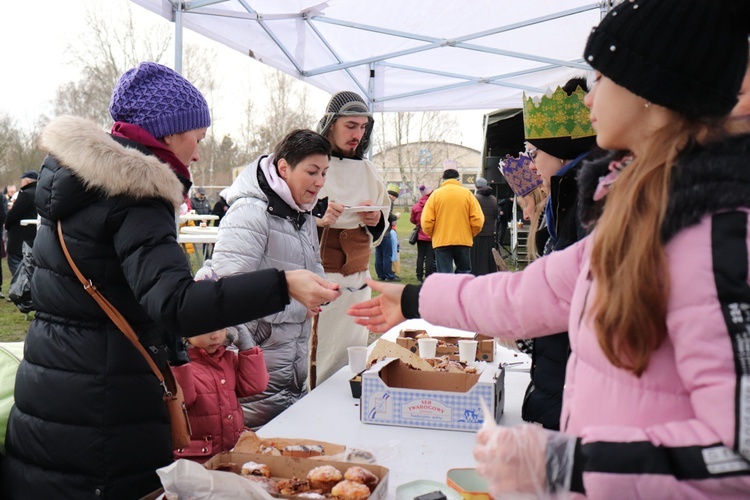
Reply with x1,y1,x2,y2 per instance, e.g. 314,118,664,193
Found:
0,114,47,188
372,111,458,204
52,1,172,128
247,72,316,158
50,1,239,193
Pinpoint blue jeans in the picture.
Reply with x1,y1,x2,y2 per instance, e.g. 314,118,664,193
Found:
375,230,395,280
434,246,472,274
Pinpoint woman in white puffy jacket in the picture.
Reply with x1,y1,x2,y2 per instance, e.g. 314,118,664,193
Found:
211,129,331,428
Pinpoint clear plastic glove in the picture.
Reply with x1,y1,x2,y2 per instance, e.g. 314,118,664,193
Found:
474,424,576,499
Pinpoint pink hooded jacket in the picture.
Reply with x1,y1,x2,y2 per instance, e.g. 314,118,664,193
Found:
420,211,750,497
410,193,432,242
172,346,268,462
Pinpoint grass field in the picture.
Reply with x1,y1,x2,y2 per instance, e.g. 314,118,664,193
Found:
0,258,34,342
0,213,429,344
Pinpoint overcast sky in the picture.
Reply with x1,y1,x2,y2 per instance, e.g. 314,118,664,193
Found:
1,0,488,150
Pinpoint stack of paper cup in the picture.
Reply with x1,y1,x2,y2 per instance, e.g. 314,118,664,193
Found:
417,338,438,358
458,340,478,363
347,346,367,374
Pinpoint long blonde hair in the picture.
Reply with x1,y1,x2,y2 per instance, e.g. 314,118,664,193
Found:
526,187,550,260
590,117,720,376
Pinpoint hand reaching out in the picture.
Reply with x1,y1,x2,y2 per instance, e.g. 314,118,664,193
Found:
285,270,341,310
347,278,406,333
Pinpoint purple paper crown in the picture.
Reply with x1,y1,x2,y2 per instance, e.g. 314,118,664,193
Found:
499,154,542,197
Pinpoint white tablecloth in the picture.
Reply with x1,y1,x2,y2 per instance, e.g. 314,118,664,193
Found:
180,226,219,235
257,318,531,498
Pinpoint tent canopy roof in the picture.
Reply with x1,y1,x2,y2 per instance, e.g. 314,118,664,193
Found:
131,0,605,112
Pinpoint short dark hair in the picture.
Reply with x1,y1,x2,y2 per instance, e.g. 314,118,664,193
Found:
273,129,332,168
442,168,460,180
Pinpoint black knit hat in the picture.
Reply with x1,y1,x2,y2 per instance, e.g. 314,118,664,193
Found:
584,0,750,119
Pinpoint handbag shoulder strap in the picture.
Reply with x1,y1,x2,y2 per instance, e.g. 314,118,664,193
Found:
56,221,167,388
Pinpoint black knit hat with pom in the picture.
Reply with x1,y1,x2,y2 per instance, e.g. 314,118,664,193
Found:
584,0,750,119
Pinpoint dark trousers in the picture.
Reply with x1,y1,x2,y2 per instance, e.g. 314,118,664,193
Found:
434,245,472,274
496,219,509,249
471,235,496,276
7,252,22,284
375,230,395,280
415,240,434,281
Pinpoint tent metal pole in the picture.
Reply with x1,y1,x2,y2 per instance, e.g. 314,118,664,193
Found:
367,63,375,113
175,0,184,74
236,0,306,75
308,4,597,76
306,17,368,97
366,63,375,161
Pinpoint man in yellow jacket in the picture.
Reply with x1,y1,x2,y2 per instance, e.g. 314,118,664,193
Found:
421,168,484,273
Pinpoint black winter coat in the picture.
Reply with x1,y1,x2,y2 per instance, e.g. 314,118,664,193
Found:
5,181,38,256
190,195,211,214
521,154,587,430
0,116,290,500
475,187,498,237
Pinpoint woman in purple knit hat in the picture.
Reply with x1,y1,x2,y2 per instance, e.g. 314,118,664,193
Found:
0,62,340,499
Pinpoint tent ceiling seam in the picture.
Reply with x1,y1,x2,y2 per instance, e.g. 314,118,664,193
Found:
305,18,368,97
306,6,596,76
234,0,305,75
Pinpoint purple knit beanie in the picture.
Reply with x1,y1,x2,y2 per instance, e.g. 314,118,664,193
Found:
109,62,211,138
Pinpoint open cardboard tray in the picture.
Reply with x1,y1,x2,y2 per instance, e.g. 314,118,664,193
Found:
396,329,494,362
233,430,346,458
205,451,389,499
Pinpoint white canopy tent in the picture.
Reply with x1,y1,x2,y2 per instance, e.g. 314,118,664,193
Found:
129,0,610,112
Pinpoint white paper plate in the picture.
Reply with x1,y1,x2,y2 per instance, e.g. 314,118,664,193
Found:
343,205,390,212
395,479,462,500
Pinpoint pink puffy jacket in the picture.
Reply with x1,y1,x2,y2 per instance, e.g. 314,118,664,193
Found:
420,211,750,498
172,346,268,462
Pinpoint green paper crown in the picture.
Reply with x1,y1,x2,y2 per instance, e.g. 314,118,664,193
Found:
523,86,595,140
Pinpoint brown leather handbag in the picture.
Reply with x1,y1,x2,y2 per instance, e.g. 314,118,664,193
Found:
56,221,192,450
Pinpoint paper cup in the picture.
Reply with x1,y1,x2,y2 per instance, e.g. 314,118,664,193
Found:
458,340,478,363
417,338,438,358
347,346,367,374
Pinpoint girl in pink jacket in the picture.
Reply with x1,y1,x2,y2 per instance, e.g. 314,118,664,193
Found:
350,1,750,497
172,325,268,462
172,266,270,462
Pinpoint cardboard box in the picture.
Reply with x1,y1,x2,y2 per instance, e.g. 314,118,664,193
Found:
360,358,504,432
205,451,389,499
233,430,346,458
396,330,494,362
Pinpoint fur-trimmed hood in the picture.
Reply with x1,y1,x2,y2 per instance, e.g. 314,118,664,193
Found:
39,115,184,212
577,134,750,241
